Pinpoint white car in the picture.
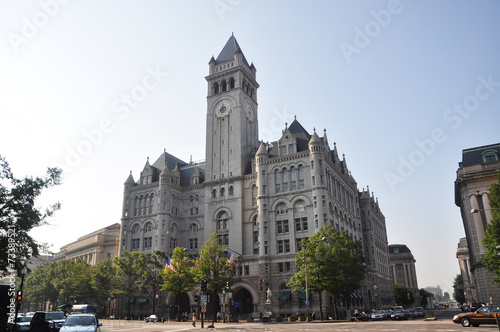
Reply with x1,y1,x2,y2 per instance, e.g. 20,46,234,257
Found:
145,314,159,322
371,310,385,321
60,314,101,332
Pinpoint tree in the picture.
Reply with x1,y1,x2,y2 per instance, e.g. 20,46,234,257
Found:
394,284,414,307
288,226,366,318
112,251,145,318
161,247,196,318
90,259,116,314
453,274,465,304
481,172,500,284
0,155,62,275
24,262,58,309
135,250,167,316
51,259,94,304
419,288,433,308
195,233,236,323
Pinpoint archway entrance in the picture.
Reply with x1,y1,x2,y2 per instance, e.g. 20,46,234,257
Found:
232,288,253,316
171,293,190,321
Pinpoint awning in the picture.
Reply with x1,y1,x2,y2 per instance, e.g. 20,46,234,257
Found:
297,290,311,299
278,292,291,300
137,298,148,303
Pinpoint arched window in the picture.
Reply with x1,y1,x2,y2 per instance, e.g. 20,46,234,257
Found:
276,203,288,215
222,80,227,91
189,224,198,234
132,225,140,234
483,149,499,163
220,187,225,197
189,195,194,203
144,223,152,233
294,200,306,212
212,189,217,199
229,186,234,195
214,82,219,94
217,211,229,230
229,77,235,89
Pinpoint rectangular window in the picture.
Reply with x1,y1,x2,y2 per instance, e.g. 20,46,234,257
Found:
254,248,259,255
285,262,291,272
254,231,259,243
275,184,280,193
283,183,289,192
277,221,283,234
320,175,324,185
289,145,295,154
312,176,315,186
278,263,284,273
244,265,249,276
283,220,289,233
238,266,243,276
299,179,304,189
278,240,284,253
295,218,301,232
302,217,308,231
143,237,152,250
291,181,296,191
284,239,290,253
262,185,266,195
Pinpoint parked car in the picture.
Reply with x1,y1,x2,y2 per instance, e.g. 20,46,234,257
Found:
7,315,32,331
60,314,101,332
453,305,500,327
391,307,406,320
350,311,370,322
29,311,66,332
383,309,392,320
145,314,159,322
413,307,425,318
404,308,413,319
370,310,385,321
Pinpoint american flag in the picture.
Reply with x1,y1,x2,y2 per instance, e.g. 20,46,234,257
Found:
165,256,175,272
227,252,234,263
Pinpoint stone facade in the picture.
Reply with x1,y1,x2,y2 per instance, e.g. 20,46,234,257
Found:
118,35,393,316
455,143,500,303
53,223,120,265
456,237,476,303
389,244,420,306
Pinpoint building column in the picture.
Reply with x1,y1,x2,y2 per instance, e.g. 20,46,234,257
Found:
470,195,487,255
481,193,493,224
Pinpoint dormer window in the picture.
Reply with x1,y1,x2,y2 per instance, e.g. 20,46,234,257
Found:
483,149,498,163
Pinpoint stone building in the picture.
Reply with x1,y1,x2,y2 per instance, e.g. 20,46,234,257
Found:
53,223,120,265
119,35,393,317
456,237,475,303
455,143,500,303
389,244,420,306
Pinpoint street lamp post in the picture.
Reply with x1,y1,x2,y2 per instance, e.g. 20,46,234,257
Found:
304,237,326,322
14,266,28,332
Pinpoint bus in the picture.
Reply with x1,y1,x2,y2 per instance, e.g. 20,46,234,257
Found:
70,304,98,314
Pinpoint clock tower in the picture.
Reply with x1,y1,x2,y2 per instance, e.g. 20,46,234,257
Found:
205,35,259,180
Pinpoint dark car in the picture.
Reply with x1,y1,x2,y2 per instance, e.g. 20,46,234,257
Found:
29,311,66,332
7,316,32,331
391,307,406,320
412,307,425,318
452,305,500,327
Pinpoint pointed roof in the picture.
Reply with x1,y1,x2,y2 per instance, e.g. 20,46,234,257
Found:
124,171,135,185
215,34,250,67
309,128,322,145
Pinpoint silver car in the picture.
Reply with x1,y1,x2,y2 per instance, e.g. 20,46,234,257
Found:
60,314,101,332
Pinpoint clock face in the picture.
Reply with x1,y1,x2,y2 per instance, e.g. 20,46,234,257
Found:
216,102,229,117
246,106,254,121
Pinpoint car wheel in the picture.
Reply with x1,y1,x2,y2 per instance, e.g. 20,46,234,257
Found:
460,317,471,327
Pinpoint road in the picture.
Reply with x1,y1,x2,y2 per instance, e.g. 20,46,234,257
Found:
99,309,500,332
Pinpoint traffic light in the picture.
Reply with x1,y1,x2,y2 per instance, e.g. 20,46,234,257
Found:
201,279,207,292
16,291,22,302
194,295,199,303
226,281,230,291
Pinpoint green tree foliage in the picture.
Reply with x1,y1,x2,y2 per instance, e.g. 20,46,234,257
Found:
135,250,167,315
195,233,236,322
51,259,94,304
24,262,58,307
287,226,366,312
419,288,433,307
161,247,196,298
0,155,62,275
90,259,116,306
453,274,465,304
481,172,500,285
394,284,415,307
112,251,146,318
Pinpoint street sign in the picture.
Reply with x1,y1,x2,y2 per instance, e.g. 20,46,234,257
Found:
201,295,208,305
201,305,206,312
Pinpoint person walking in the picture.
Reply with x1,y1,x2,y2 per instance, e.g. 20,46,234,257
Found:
192,312,197,327
353,308,359,323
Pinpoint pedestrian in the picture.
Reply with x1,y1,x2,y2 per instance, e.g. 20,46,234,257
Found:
192,312,197,327
353,308,359,323
312,311,316,321
259,310,263,323
269,310,272,322
217,312,221,322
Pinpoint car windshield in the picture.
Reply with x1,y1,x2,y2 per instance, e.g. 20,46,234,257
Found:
64,316,95,326
375,310,384,314
17,316,32,323
477,306,490,314
47,312,66,320
414,307,423,312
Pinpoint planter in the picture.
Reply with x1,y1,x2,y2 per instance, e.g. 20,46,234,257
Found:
299,316,306,321
275,316,283,322
288,316,297,322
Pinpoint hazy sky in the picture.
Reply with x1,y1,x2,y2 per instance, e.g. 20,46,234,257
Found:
1,1,499,295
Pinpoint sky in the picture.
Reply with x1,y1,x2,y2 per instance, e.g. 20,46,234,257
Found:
1,1,499,296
